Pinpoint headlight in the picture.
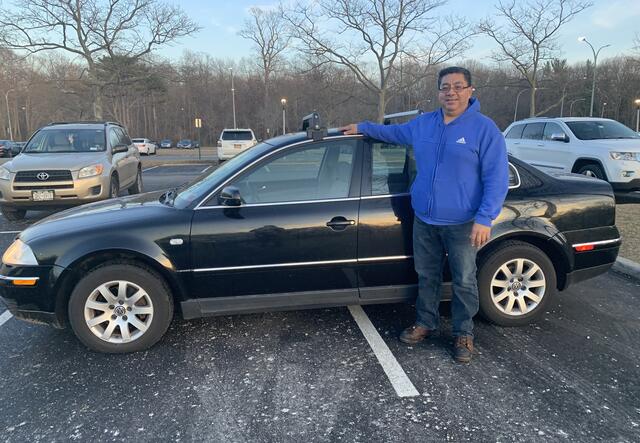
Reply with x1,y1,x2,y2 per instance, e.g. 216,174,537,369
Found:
2,239,38,265
0,167,10,180
610,152,639,161
78,164,104,178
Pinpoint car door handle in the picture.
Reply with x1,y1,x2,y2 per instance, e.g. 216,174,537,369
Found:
537,143,544,147
326,216,355,231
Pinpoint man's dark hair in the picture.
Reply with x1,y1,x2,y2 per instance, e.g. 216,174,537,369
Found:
438,67,472,87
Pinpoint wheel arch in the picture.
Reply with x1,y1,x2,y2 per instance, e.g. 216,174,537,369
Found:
571,157,608,178
53,249,188,327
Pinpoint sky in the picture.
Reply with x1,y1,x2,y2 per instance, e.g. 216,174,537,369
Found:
158,0,640,65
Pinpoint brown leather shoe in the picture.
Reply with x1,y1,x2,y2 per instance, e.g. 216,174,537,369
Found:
399,325,433,344
454,335,474,363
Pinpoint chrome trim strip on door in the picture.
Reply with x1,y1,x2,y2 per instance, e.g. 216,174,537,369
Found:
180,255,413,273
197,197,361,210
572,238,621,248
195,134,364,209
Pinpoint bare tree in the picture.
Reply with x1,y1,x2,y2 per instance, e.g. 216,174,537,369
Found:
282,0,473,122
479,0,591,117
239,6,290,137
0,0,200,119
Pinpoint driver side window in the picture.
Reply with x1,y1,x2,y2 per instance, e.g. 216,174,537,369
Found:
230,140,357,204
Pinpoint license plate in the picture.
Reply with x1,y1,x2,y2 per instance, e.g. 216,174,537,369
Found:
234,144,242,149
32,190,54,201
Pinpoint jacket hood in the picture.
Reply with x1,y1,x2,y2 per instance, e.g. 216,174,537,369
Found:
3,152,109,171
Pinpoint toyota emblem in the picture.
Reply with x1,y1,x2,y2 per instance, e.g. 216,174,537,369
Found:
36,172,50,181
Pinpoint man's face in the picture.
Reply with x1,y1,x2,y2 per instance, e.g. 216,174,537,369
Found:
438,73,473,117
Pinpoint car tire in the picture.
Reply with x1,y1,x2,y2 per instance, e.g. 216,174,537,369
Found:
68,263,174,353
477,241,556,326
109,176,119,198
1,206,26,221
128,168,143,195
577,164,607,180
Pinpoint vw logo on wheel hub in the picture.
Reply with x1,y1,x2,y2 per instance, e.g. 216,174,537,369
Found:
113,305,127,316
36,172,50,181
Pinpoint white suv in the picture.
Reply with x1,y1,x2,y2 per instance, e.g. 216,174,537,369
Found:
504,117,640,192
131,138,157,155
217,129,257,161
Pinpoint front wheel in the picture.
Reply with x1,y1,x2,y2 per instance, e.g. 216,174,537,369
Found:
68,263,173,353
109,176,119,198
128,169,143,195
477,241,556,326
577,164,606,180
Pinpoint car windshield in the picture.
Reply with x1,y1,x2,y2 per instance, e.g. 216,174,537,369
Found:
161,139,171,143
179,139,190,144
565,121,640,140
222,130,253,141
131,139,145,143
172,140,273,208
23,129,106,153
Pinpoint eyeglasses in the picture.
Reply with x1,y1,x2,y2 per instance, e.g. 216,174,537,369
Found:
438,85,472,93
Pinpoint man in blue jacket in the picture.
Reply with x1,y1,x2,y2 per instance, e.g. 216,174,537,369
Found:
341,67,509,363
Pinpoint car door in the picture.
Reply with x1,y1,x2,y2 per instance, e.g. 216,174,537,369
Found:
116,128,138,187
540,122,572,172
188,137,362,311
517,123,548,171
357,140,418,303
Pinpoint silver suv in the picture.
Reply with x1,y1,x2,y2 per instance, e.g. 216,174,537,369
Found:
504,117,640,192
0,121,142,220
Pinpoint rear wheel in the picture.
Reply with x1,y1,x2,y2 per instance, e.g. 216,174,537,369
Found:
478,241,556,326
128,168,143,195
1,206,26,221
68,263,173,353
577,163,606,180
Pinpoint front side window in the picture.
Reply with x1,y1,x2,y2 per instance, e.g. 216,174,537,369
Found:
23,129,106,153
565,120,640,140
230,140,356,204
521,123,545,140
370,143,415,195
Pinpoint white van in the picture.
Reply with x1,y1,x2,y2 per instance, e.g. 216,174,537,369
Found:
217,129,257,160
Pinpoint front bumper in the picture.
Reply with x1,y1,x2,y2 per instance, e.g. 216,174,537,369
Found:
0,263,67,327
0,173,110,209
610,178,640,192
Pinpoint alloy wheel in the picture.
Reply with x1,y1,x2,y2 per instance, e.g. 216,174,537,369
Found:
489,258,546,316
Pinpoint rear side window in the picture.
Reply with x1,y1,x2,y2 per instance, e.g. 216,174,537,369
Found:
521,123,545,140
370,143,416,195
222,130,254,141
505,125,525,139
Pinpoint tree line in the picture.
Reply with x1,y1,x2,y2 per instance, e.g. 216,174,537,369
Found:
1,0,639,144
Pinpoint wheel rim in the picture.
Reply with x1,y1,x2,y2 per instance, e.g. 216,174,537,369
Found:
582,170,597,178
489,258,546,316
83,280,154,343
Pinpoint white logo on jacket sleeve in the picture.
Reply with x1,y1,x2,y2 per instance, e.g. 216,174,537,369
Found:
456,137,466,144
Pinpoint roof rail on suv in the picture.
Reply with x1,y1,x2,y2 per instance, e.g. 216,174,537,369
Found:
46,121,123,127
384,109,423,125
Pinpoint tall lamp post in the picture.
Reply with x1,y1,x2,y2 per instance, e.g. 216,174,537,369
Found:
578,36,610,117
4,88,15,141
230,68,237,129
600,102,607,118
513,88,529,122
569,98,586,117
635,98,640,132
280,98,287,135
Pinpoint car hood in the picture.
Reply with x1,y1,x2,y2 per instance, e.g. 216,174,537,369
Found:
581,139,640,151
20,191,171,243
3,152,108,171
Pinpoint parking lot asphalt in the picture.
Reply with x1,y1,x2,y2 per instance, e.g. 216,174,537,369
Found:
1,163,639,442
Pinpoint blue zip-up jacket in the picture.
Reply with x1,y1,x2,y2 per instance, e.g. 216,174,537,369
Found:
359,98,508,227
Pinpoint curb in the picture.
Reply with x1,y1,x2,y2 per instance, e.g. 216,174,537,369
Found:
612,257,640,281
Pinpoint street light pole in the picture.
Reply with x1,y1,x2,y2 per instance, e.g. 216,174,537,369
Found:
4,88,14,141
569,98,586,117
280,98,287,135
513,88,529,122
601,102,607,118
578,37,610,117
230,68,237,129
635,99,640,132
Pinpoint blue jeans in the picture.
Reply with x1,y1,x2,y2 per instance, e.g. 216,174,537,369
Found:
413,217,479,337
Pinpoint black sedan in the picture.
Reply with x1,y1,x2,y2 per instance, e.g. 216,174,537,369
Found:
0,129,621,353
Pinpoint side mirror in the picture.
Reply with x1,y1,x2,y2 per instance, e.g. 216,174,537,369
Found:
112,144,129,154
219,186,242,206
550,133,569,143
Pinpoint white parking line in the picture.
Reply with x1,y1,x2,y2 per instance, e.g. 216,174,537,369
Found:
0,231,21,235
0,310,12,328
348,305,420,397
200,166,212,173
142,166,159,172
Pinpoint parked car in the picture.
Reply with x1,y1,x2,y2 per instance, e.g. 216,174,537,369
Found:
160,139,173,149
504,117,640,192
0,140,20,158
131,138,157,155
0,121,142,221
217,128,257,160
0,125,620,353
177,139,195,149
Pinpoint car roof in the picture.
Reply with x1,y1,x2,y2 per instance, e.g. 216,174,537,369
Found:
513,117,615,125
